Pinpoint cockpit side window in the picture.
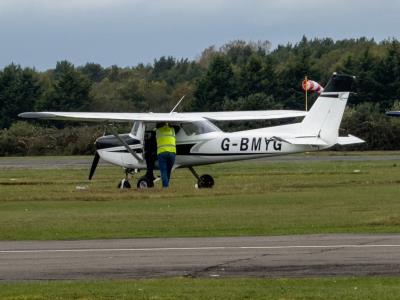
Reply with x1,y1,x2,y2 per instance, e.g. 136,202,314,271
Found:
130,121,145,141
130,121,140,136
180,121,221,136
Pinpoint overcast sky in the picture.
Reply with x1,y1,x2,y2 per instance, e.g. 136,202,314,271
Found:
1,0,400,70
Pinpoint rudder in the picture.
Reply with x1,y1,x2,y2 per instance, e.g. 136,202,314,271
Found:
299,73,355,145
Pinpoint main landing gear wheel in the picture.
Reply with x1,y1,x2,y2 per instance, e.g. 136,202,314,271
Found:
197,174,214,188
137,176,154,189
189,166,214,189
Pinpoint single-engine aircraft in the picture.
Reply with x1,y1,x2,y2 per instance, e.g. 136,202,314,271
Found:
19,73,364,189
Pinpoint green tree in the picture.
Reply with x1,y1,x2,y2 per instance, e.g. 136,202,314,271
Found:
350,49,380,106
89,79,133,112
78,63,105,82
38,61,92,111
375,41,400,109
152,56,176,80
193,55,236,111
341,103,400,150
0,64,42,128
275,45,315,109
223,93,282,111
118,79,147,111
238,54,275,97
220,40,270,65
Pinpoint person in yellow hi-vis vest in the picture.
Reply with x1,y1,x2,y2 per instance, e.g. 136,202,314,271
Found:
156,123,176,187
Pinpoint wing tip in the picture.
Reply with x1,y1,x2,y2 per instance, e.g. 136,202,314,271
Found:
19,112,55,119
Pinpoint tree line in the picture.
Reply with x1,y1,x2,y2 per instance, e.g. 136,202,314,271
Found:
1,37,400,155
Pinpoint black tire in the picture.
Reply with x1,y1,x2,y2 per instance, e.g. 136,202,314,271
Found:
118,179,131,189
137,176,153,189
197,174,214,188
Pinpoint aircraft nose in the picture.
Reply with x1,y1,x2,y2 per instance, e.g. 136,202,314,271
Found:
94,136,107,150
95,134,141,150
95,135,118,150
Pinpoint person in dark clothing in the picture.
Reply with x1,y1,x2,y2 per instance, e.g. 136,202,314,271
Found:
144,130,157,187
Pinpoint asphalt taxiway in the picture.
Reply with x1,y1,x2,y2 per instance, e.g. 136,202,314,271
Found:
1,234,400,280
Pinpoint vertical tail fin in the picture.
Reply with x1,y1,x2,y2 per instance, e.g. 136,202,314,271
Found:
299,73,355,145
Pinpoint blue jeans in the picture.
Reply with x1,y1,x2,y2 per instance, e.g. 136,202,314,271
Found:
158,152,176,187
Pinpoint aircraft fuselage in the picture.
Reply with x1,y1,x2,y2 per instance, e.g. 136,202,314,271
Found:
97,130,323,169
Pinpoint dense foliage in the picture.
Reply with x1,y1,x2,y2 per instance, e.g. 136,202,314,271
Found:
1,37,400,155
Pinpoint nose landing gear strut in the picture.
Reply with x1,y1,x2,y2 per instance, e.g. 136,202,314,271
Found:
118,168,135,189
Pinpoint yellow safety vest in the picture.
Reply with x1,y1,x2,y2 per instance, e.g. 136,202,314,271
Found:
156,126,176,155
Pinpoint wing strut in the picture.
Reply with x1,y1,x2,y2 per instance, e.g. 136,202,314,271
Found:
110,127,144,162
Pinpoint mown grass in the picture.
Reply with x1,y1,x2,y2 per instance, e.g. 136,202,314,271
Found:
1,277,400,299
0,156,399,240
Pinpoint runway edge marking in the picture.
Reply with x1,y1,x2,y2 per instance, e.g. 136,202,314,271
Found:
2,244,400,254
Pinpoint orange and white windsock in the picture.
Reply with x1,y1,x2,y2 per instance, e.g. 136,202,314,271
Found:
302,79,324,93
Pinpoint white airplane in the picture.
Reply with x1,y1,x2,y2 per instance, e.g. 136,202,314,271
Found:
19,73,364,189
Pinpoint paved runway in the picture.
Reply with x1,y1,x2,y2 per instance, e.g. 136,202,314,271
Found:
1,234,400,280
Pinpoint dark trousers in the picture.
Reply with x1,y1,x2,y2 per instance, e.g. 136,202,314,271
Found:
158,152,176,187
145,154,156,187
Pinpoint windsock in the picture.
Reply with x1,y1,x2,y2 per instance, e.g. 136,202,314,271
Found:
302,79,324,93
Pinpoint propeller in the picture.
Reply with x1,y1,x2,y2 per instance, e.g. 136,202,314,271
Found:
89,151,100,180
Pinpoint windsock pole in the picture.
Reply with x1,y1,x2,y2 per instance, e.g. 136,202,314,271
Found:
305,76,308,111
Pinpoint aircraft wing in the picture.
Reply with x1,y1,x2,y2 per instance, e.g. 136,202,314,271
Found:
19,110,307,123
386,111,400,117
184,110,307,121
18,112,204,122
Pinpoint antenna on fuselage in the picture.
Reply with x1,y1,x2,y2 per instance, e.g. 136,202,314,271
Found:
170,95,186,114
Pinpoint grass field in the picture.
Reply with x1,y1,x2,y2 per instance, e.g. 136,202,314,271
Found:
0,154,399,240
2,277,400,299
1,154,400,298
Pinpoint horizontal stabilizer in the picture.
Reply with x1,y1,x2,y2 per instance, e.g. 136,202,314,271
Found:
273,136,328,146
386,111,400,117
337,135,365,145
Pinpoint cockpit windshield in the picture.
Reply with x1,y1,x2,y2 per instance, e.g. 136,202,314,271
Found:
180,120,221,136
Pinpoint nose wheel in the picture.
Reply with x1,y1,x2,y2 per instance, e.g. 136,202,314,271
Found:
118,179,131,189
117,168,134,189
189,166,214,188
